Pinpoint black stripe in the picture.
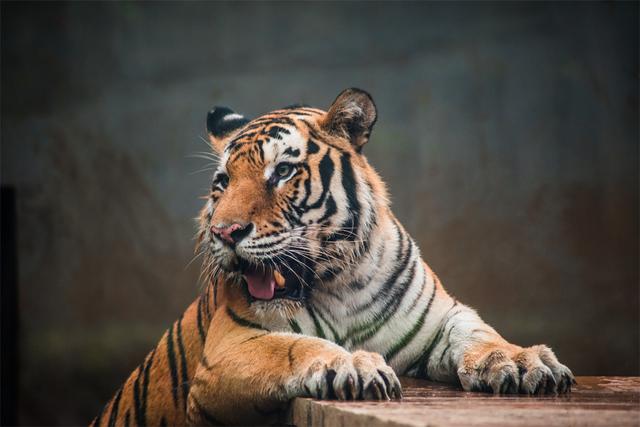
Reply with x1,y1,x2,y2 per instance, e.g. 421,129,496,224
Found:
438,342,453,368
354,254,418,342
240,332,269,344
267,124,291,139
335,153,361,241
197,296,206,343
307,139,320,154
315,307,342,344
406,300,458,378
381,252,418,321
433,308,464,370
283,147,300,157
282,207,304,228
306,152,334,210
166,325,180,408
160,417,167,427
354,222,406,312
204,284,211,318
225,133,253,153
308,127,347,153
228,147,251,165
352,179,377,258
289,200,305,217
385,280,437,362
133,366,143,426
245,115,296,129
317,195,337,224
406,269,428,314
213,279,218,310
306,306,326,339
267,125,291,140
407,328,442,379
233,118,295,142
316,282,343,301
351,253,417,346
290,110,314,117
347,226,384,291
297,164,313,210
139,350,155,427
107,387,123,427
255,138,264,163
226,306,270,331
318,264,341,282
124,410,130,427
340,224,411,345
289,319,302,333
176,316,190,411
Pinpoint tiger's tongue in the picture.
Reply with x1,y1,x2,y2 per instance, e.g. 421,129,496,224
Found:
244,270,276,300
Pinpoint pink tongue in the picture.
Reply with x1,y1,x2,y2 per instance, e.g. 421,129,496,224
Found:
244,270,276,300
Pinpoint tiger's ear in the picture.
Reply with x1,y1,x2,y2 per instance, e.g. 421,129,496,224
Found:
321,88,377,152
206,106,249,153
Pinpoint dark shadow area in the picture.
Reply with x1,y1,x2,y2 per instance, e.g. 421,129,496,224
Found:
1,186,19,426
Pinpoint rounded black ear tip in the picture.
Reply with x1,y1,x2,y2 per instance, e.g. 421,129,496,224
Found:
207,106,233,121
206,106,248,137
207,106,232,134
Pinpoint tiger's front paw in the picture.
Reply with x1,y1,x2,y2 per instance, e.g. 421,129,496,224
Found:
352,350,403,400
293,350,402,401
458,344,575,395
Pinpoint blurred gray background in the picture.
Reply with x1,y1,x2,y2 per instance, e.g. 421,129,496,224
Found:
1,1,638,425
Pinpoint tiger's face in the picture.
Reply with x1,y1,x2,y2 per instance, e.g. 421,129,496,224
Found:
198,89,386,313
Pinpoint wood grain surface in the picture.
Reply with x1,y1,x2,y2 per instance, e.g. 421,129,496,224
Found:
288,376,640,426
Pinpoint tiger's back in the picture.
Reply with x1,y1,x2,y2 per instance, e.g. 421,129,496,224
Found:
91,288,214,427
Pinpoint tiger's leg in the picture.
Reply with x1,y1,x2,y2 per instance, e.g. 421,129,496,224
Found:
186,304,402,426
420,300,576,395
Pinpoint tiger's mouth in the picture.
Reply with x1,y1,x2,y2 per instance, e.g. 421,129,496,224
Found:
238,259,307,301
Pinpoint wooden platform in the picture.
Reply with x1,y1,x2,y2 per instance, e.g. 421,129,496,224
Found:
289,376,640,427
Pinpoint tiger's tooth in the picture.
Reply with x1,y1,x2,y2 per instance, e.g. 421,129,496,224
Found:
274,270,286,288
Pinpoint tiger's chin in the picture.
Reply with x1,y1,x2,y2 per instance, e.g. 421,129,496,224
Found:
251,298,305,323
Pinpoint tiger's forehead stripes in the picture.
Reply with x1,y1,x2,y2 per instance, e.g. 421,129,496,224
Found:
223,109,324,167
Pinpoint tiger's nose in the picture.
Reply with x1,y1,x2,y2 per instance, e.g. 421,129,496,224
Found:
210,222,253,245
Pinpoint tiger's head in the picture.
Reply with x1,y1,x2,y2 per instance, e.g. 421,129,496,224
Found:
198,88,389,314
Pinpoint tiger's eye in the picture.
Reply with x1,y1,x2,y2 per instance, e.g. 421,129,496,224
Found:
276,163,292,178
214,173,229,190
220,174,229,188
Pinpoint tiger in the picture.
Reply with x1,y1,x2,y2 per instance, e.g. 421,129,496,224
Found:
91,88,575,426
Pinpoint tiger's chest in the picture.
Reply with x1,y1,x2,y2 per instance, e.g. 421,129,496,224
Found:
261,279,446,375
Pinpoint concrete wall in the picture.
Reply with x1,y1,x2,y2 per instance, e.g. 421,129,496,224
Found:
2,2,638,425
